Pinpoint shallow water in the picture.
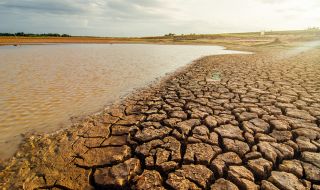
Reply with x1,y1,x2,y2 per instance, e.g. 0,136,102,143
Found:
0,44,247,159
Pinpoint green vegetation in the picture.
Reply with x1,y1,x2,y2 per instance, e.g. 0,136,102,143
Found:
164,33,175,37
0,32,71,37
143,29,320,41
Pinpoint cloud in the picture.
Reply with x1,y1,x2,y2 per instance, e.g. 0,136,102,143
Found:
255,0,288,4
0,0,88,14
101,0,183,22
0,0,319,36
0,0,182,24
257,0,278,3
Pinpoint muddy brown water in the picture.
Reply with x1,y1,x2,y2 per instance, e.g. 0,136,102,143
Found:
0,44,248,159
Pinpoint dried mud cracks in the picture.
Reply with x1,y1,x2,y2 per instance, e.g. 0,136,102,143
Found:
1,49,320,190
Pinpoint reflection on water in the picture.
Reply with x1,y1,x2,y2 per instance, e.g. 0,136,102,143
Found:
285,40,320,58
0,44,247,158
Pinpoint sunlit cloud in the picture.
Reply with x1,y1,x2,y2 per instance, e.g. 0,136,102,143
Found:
0,0,319,36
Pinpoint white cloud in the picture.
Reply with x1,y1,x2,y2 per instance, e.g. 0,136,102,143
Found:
0,0,319,36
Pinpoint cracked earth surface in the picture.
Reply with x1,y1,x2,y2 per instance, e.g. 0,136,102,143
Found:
1,46,320,190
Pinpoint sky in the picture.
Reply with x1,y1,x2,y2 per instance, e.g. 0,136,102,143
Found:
0,0,319,37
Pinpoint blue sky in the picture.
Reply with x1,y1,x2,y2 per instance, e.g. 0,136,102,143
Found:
0,0,319,37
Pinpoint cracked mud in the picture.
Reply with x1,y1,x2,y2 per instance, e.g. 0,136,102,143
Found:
1,46,320,190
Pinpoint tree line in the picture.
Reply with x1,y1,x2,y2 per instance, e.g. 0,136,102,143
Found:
0,32,71,37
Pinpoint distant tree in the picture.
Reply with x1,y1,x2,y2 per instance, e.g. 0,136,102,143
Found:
164,33,175,37
0,32,72,37
307,27,320,31
15,32,25,36
61,34,71,37
0,33,14,36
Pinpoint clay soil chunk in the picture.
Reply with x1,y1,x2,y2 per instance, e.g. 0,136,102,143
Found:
261,180,280,190
301,162,320,181
134,126,172,142
270,120,291,131
214,124,245,141
135,170,165,190
175,119,201,136
94,158,141,187
237,112,258,121
75,145,131,167
228,166,258,190
268,171,307,190
210,178,239,190
278,160,303,178
184,143,221,165
166,164,213,189
211,152,242,177
223,138,250,157
301,151,320,168
285,109,316,121
116,115,146,125
248,158,273,179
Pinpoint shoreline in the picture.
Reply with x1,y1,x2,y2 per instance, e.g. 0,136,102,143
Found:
1,41,320,189
0,44,249,160
0,33,296,51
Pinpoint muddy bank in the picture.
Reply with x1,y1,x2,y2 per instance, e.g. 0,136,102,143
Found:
1,44,320,189
0,44,248,160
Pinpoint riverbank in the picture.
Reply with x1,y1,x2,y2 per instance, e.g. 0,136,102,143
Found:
1,40,320,189
0,44,247,160
1,29,319,48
